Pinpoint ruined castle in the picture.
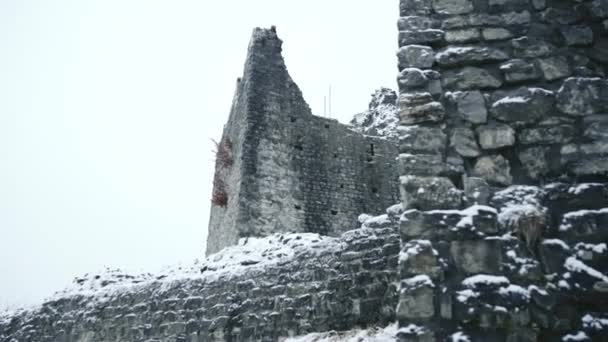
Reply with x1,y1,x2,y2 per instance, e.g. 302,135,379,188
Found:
2,0,608,341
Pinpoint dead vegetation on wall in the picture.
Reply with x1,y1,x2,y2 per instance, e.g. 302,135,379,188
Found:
211,137,233,207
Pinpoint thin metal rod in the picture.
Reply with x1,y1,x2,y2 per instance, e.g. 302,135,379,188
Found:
329,85,332,118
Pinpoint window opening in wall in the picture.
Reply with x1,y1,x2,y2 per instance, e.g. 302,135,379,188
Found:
290,117,297,122
294,205,302,210
372,187,378,194
334,153,338,158
295,144,303,151
370,144,375,156
324,124,330,129
340,184,344,189
331,210,338,215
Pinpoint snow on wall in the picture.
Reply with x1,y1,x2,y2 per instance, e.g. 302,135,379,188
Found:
0,218,401,342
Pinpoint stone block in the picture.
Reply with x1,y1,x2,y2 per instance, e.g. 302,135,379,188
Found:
442,11,531,30
537,56,571,81
400,0,433,16
476,123,515,150
463,177,491,205
531,0,545,10
499,59,540,83
506,328,537,342
397,45,435,69
398,16,438,31
435,46,509,67
399,125,447,154
397,276,436,319
450,240,503,274
424,70,443,96
482,27,513,41
518,146,550,180
558,208,608,244
446,150,466,175
398,153,449,177
399,93,446,124
511,36,555,58
518,124,576,145
540,7,583,25
400,209,428,239
442,67,503,90
556,77,608,116
560,25,594,46
398,68,429,91
538,239,570,274
399,30,444,46
561,142,608,176
432,0,473,14
490,87,555,124
472,154,513,186
450,127,481,157
446,90,488,124
488,0,528,11
400,240,441,278
445,29,481,43
400,176,463,210
586,0,608,20
583,115,608,140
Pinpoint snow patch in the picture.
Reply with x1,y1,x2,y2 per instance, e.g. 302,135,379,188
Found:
498,284,530,300
402,275,435,288
350,88,399,140
568,183,604,195
562,331,590,341
51,233,339,301
399,324,427,336
564,257,608,282
576,243,607,255
400,240,436,262
462,275,510,287
493,185,546,229
450,331,471,342
582,314,608,331
435,47,476,60
543,239,571,250
285,323,397,342
456,289,479,303
492,96,528,106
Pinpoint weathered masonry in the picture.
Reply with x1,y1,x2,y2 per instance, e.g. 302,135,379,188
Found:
3,1,608,341
0,223,402,342
207,28,400,255
395,0,608,340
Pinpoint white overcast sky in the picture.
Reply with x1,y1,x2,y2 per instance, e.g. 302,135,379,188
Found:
0,0,398,308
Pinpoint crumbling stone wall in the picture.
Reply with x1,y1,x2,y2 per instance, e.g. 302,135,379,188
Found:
396,183,608,341
395,0,608,340
1,218,400,342
207,28,400,255
397,0,608,189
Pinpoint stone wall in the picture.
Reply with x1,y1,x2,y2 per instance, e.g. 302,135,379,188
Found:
1,215,401,342
207,28,400,255
395,0,608,340
396,183,608,341
397,0,608,190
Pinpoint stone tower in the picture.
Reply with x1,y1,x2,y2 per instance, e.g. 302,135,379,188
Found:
206,27,400,255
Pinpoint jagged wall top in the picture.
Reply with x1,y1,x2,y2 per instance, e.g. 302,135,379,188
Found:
207,27,400,254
